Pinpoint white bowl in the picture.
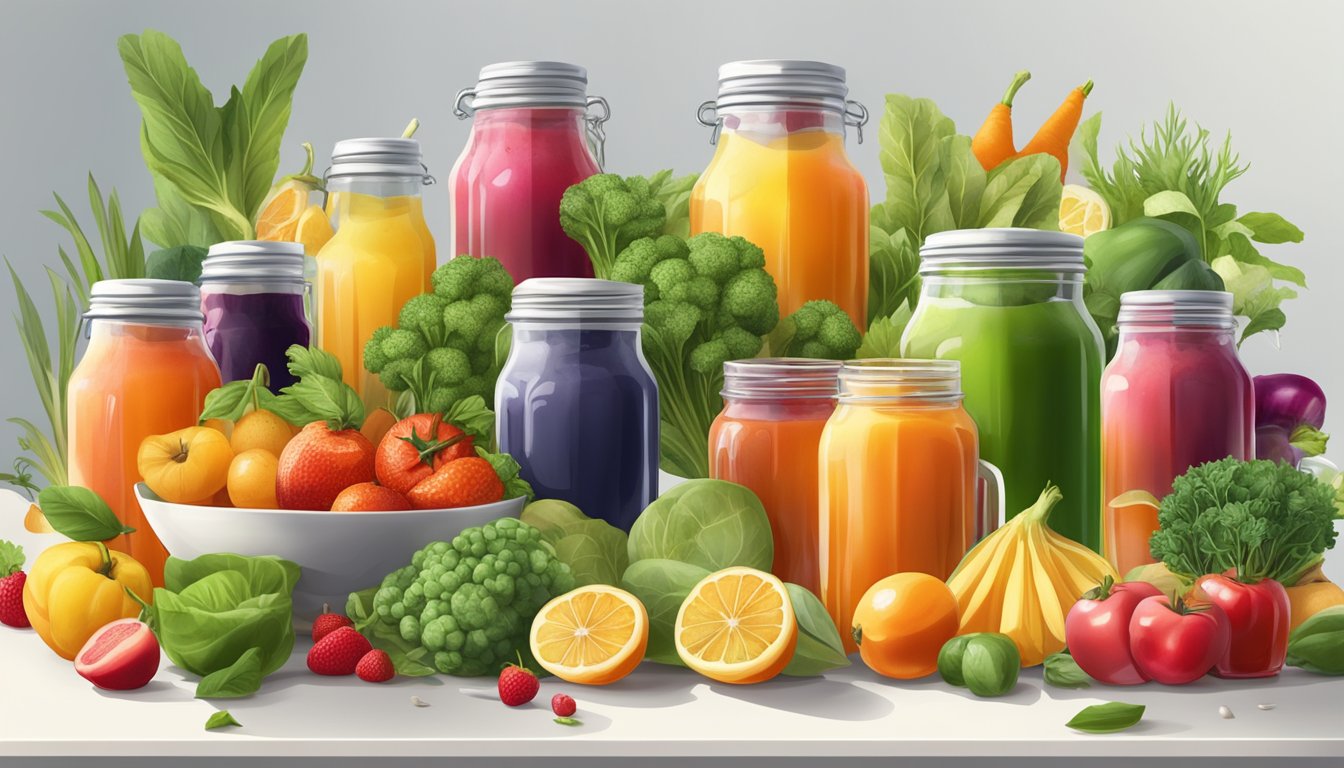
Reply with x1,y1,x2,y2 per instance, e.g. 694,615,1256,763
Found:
134,483,523,620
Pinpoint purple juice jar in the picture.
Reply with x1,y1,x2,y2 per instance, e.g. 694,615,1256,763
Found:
496,279,659,530
200,241,312,389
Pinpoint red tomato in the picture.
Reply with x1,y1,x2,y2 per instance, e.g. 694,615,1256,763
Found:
1196,573,1291,679
374,414,475,495
1128,594,1230,685
1065,577,1161,685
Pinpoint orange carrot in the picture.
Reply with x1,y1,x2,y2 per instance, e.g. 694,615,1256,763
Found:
972,70,1031,171
1018,80,1094,181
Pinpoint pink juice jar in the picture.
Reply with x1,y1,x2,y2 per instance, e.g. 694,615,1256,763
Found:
451,61,609,282
1101,290,1254,574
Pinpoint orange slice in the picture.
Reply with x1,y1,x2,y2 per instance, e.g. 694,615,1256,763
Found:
294,204,334,255
674,566,797,684
529,585,648,685
24,503,55,534
256,184,308,242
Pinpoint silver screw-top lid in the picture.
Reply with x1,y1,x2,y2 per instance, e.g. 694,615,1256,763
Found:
328,137,426,179
201,240,307,284
506,278,644,324
455,61,592,113
721,358,841,400
698,60,868,143
1118,290,1235,328
919,228,1087,275
85,279,203,324
837,359,964,403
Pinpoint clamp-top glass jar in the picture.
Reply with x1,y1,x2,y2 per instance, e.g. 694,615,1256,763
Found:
316,137,436,409
451,61,608,283
496,279,658,531
690,60,869,329
200,240,312,388
68,280,222,585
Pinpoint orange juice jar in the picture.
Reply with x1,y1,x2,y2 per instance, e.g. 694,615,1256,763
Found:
709,359,841,594
819,360,1001,651
690,60,869,328
67,280,222,585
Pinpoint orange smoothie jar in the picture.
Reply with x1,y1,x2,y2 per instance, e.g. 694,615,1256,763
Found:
690,60,869,328
819,360,998,652
67,280,222,585
710,359,841,594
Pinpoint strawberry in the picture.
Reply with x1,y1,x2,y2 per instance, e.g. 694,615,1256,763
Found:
0,540,29,629
312,604,355,643
551,693,577,718
375,414,474,495
408,457,504,510
307,626,372,676
356,649,395,683
277,422,375,510
498,659,539,707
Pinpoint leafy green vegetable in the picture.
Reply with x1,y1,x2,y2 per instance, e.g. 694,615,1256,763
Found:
619,558,710,665
856,304,912,359
1286,606,1344,675
1065,701,1145,734
521,500,629,587
867,226,920,327
0,459,39,498
118,30,308,246
145,553,300,680
444,395,496,446
36,485,135,541
1148,458,1338,584
560,174,670,279
268,345,365,430
1043,650,1092,689
204,710,242,731
346,587,437,677
145,245,208,283
781,584,850,677
199,364,276,423
628,479,773,572
195,647,264,699
476,447,534,502
649,170,700,239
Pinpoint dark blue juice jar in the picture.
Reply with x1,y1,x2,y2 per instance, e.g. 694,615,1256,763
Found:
496,278,659,530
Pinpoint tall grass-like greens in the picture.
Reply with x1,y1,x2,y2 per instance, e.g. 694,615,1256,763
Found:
628,479,774,572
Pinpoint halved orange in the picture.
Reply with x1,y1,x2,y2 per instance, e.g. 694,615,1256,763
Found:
674,566,797,684
529,585,648,685
256,184,308,242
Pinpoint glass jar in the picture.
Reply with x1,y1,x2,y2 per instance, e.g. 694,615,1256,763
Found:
691,60,869,328
496,279,659,530
902,229,1105,551
818,360,1000,653
68,280,222,585
317,138,435,410
709,359,840,594
451,61,607,283
200,240,312,388
1102,290,1253,573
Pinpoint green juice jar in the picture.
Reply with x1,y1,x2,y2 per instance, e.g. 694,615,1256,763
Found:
901,229,1104,551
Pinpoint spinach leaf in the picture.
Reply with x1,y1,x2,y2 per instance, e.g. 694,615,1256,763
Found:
37,485,134,541
866,226,920,327
145,245,208,283
1066,701,1145,734
1044,650,1092,689
204,710,242,731
781,584,850,677
196,647,264,699
978,153,1062,229
874,94,955,243
856,303,912,359
620,559,710,666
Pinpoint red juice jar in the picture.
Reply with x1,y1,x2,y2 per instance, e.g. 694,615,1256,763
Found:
450,61,608,283
1101,290,1254,574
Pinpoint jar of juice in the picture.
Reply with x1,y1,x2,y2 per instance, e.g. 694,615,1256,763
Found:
68,280,222,585
451,61,607,283
902,229,1105,551
200,240,311,389
317,138,436,410
818,360,1001,652
690,60,869,328
496,279,658,530
1102,290,1253,573
709,359,840,594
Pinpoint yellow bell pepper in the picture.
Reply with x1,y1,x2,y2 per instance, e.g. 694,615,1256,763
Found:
22,541,153,660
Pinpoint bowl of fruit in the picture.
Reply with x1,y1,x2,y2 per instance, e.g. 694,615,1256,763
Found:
135,401,531,620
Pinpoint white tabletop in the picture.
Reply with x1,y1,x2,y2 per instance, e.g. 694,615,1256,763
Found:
2,489,1343,768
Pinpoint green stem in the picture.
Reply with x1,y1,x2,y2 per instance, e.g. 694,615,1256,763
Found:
1002,71,1031,106
402,118,420,139
1079,80,1095,97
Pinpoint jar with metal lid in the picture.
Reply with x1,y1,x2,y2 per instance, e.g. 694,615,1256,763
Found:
451,61,608,283
317,137,436,409
901,228,1105,551
1102,290,1253,573
496,278,658,530
690,60,869,329
67,279,222,585
200,240,312,388
709,359,840,593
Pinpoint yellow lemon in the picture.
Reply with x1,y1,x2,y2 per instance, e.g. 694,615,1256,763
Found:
674,567,796,684
530,585,648,685
1059,184,1111,237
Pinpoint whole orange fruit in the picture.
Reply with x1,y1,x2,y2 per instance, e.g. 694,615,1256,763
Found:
851,572,960,680
276,422,375,510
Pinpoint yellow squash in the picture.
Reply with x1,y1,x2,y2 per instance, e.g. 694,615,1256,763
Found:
22,541,153,660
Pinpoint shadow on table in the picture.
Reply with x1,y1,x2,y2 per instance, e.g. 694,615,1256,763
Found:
93,679,188,704
547,663,700,709
709,676,894,721
892,675,1045,706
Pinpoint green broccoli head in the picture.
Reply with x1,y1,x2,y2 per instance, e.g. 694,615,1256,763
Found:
559,174,668,279
783,300,862,360
363,326,395,373
368,518,575,676
398,294,448,346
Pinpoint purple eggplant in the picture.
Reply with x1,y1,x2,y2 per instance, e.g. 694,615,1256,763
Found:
1254,373,1329,465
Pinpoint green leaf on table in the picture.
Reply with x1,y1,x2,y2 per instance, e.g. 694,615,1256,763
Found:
1066,701,1145,734
782,583,850,676
196,646,264,699
37,485,134,540
876,94,956,242
1043,651,1091,689
204,710,242,731
1239,211,1304,245
145,245,208,283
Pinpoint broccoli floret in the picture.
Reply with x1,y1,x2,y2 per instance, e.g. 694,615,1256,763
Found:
363,326,395,373
398,294,448,346
782,300,862,360
382,329,429,363
364,518,574,676
559,174,668,279
609,235,688,300
425,347,471,386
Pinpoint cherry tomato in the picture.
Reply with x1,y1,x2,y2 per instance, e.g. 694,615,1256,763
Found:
1128,594,1230,685
1065,576,1161,685
373,414,474,495
1197,573,1290,679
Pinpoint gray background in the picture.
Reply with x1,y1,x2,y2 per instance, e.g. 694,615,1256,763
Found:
2,0,1342,459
